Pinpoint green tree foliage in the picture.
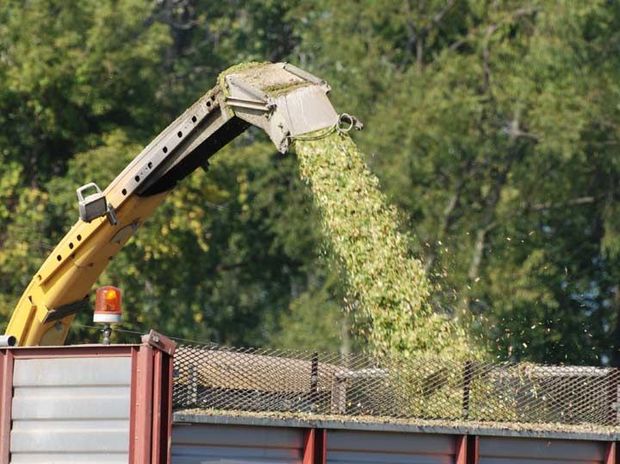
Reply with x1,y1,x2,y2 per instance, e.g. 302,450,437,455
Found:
0,0,172,331
0,0,334,348
1,1,620,364
306,0,620,364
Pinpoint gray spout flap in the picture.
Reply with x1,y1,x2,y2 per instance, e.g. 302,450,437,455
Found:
224,63,339,153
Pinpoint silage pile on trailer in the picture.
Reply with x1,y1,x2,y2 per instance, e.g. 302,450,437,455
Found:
293,131,471,359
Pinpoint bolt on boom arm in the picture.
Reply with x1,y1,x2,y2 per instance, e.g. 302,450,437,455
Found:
5,62,340,346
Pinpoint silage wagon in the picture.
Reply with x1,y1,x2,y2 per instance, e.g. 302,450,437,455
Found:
1,332,619,463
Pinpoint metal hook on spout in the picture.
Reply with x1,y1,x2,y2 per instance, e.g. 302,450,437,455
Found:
337,113,364,133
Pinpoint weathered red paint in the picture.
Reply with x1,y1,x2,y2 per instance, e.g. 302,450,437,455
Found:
152,349,172,464
606,441,616,464
159,348,174,464
129,331,176,464
133,345,155,463
302,428,327,464
455,435,467,464
302,429,315,464
151,350,163,463
315,429,327,464
142,330,176,356
0,350,14,463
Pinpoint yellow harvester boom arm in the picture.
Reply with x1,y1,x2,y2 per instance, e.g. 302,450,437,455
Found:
4,62,339,346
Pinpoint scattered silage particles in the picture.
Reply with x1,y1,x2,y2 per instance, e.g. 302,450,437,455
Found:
294,131,471,359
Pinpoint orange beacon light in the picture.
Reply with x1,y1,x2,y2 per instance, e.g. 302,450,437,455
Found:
94,286,122,324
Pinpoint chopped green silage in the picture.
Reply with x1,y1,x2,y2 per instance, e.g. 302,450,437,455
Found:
176,409,620,437
217,62,309,98
217,61,269,95
294,131,472,359
263,81,311,97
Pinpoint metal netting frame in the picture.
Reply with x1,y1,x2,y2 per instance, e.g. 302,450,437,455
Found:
172,344,620,431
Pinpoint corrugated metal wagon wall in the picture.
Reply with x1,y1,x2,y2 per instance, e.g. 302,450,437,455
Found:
171,415,620,464
0,331,175,464
170,423,463,464
10,355,131,463
172,424,306,464
476,436,612,464
327,429,459,464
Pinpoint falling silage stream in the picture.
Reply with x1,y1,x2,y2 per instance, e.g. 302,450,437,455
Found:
293,131,471,359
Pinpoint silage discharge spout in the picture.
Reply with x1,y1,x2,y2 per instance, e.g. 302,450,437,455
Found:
220,62,362,152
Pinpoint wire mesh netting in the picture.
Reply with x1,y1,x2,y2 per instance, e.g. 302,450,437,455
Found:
173,345,620,429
